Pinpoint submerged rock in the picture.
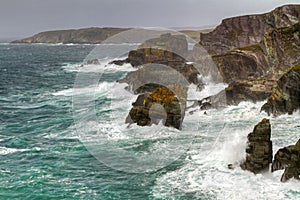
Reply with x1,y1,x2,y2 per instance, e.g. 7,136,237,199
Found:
261,65,300,116
272,139,300,182
241,118,273,174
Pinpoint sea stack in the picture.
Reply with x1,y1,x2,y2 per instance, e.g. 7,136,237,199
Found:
241,118,273,173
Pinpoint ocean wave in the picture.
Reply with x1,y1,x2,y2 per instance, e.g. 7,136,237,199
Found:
0,147,27,155
153,101,300,199
62,59,136,73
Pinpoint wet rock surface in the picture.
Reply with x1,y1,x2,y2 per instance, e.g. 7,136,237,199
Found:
241,118,273,174
126,85,187,129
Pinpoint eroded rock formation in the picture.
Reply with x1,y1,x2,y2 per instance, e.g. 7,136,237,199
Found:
126,84,187,129
241,118,273,173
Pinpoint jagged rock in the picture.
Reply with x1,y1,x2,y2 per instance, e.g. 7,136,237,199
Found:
199,5,300,55
271,139,300,182
126,85,187,129
261,65,300,116
241,118,273,174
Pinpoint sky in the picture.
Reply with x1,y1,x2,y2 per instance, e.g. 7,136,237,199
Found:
0,0,299,39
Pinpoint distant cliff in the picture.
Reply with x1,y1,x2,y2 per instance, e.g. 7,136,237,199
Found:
11,27,130,44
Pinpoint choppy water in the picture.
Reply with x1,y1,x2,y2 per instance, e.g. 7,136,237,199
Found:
1,44,300,199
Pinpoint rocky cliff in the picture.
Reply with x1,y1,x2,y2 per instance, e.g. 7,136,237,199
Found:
204,5,300,105
12,27,129,44
200,4,300,55
261,65,300,116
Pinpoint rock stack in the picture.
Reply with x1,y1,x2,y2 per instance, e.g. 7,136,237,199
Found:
241,118,273,173
126,85,185,129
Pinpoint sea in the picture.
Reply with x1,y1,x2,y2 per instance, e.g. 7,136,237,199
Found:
1,43,300,199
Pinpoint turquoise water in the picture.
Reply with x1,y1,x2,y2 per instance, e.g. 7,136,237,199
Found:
1,44,300,199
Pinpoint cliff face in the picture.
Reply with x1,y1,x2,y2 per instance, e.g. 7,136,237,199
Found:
261,65,300,116
202,5,300,105
12,28,129,44
200,4,300,55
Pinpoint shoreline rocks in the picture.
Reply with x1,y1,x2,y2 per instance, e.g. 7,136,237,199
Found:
272,139,300,182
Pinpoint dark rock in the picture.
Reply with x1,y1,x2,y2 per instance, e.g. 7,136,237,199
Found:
199,5,300,55
126,85,187,130
225,79,276,105
271,139,300,182
241,118,273,174
261,65,300,116
109,58,129,66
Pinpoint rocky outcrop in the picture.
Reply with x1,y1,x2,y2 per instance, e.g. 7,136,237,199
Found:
272,139,300,182
126,33,202,84
241,118,273,174
126,84,187,129
120,33,195,129
200,4,300,55
261,65,300,116
225,79,277,105
12,27,129,44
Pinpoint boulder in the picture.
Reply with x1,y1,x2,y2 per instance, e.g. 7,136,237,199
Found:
241,118,273,173
271,139,300,182
261,65,300,116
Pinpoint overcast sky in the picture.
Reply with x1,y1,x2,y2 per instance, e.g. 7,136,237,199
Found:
0,0,299,39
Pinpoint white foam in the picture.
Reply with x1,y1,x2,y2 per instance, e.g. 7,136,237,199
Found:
187,75,227,100
153,101,300,199
62,59,136,73
0,147,27,155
